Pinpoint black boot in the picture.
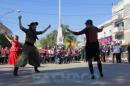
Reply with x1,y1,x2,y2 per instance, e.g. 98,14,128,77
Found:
98,63,104,78
34,67,40,73
91,74,95,79
89,63,95,79
13,67,19,76
88,59,95,79
100,73,104,78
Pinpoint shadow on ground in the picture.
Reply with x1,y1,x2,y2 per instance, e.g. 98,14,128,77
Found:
0,63,130,86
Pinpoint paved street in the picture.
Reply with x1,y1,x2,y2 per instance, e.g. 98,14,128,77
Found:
0,61,130,86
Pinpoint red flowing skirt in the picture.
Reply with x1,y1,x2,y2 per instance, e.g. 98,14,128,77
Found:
8,51,19,65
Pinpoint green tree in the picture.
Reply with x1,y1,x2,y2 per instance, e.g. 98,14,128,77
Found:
61,24,77,44
36,30,57,48
36,24,77,48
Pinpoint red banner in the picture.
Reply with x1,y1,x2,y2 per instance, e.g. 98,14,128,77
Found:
99,36,112,45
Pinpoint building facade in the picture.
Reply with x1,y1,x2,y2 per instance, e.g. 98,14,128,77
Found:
0,23,12,35
0,22,12,47
98,0,130,45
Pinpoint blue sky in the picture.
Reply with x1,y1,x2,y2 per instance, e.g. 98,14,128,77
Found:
0,0,119,42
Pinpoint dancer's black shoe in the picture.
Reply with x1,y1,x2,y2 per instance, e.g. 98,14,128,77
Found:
100,73,104,78
13,67,18,76
34,67,40,73
91,74,95,79
13,72,18,76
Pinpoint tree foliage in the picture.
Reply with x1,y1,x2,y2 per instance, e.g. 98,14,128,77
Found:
36,24,77,48
61,24,76,42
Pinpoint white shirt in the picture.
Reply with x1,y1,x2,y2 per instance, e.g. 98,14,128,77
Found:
113,45,121,54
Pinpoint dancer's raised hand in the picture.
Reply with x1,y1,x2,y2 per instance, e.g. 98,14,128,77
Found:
66,28,72,33
101,26,104,29
47,24,51,29
18,15,22,20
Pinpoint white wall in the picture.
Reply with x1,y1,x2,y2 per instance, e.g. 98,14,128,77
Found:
98,25,113,39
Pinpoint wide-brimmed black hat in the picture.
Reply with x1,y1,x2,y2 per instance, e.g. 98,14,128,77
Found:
28,22,38,26
85,19,93,25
